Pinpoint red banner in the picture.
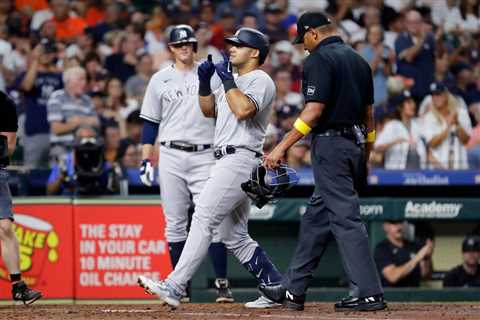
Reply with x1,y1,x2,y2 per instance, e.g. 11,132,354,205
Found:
0,204,74,299
74,204,172,299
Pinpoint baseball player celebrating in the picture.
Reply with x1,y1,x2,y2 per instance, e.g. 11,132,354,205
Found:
139,25,233,303
138,27,282,309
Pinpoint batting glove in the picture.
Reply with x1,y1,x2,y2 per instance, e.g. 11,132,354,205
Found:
198,54,215,96
215,51,236,92
139,159,154,187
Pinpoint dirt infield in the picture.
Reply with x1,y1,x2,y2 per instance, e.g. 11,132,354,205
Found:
1,302,480,320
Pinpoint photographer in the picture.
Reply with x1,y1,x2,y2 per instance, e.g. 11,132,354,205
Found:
19,39,63,169
0,91,42,304
46,125,118,195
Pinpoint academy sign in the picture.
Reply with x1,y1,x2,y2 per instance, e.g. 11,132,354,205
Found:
404,201,463,219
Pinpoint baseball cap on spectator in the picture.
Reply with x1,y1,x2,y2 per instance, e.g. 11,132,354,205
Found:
429,81,447,95
399,90,413,103
275,40,294,54
462,235,480,252
220,7,235,19
264,3,283,14
450,61,470,77
385,90,413,115
293,12,332,44
276,104,300,119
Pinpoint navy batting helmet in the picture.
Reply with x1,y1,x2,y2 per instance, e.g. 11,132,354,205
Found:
241,164,299,208
169,25,198,52
225,28,270,65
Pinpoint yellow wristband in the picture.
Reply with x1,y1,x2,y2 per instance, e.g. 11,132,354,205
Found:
293,118,312,136
367,130,376,143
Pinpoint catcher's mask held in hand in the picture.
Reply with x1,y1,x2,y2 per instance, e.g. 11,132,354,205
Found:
241,164,299,209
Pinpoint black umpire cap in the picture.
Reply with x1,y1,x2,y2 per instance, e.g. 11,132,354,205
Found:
293,12,332,44
225,27,270,65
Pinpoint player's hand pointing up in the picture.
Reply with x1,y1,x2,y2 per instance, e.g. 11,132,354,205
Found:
215,51,236,92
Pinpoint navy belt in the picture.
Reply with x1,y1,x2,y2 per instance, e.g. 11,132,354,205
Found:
161,141,212,152
214,145,262,160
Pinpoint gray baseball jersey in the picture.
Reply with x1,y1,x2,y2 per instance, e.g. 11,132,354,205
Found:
166,69,277,294
140,63,215,144
211,70,276,152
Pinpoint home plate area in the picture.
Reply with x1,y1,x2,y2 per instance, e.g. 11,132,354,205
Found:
1,303,480,320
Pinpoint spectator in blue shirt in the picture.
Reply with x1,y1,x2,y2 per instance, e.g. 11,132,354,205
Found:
19,39,63,169
395,10,435,102
360,24,394,107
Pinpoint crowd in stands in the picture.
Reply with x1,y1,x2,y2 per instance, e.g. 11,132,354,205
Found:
1,0,480,194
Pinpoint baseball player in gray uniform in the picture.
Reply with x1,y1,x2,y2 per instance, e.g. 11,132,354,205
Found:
139,25,233,303
138,27,283,309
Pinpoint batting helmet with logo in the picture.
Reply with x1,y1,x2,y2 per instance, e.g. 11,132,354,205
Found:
225,28,270,65
169,24,198,52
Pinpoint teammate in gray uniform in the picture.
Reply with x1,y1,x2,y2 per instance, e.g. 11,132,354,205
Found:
139,25,233,303
138,27,283,309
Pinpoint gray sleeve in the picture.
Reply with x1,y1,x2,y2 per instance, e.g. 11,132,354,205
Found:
243,74,276,113
140,74,162,124
47,91,64,123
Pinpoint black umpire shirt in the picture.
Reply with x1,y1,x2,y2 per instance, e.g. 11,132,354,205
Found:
374,239,423,287
302,36,374,133
1,91,18,133
443,264,480,287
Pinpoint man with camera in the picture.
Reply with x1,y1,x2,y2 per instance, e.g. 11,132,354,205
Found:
0,91,42,304
46,125,116,196
19,38,63,169
47,66,99,162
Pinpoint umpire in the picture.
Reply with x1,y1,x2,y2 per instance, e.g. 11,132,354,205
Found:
0,91,42,304
262,12,385,312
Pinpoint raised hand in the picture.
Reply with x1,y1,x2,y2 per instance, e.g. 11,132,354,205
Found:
215,51,234,82
198,54,215,83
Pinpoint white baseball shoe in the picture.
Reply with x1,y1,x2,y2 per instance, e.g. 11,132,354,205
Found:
138,276,182,308
244,295,282,309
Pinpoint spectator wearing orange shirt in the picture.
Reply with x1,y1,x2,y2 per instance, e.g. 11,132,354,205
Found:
16,0,48,15
71,0,104,27
50,0,87,43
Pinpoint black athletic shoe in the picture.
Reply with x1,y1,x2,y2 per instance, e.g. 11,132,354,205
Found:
12,281,42,305
334,296,360,311
259,283,305,311
214,278,234,303
335,294,387,312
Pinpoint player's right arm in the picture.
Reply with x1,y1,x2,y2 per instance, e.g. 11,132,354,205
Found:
199,95,215,118
139,73,162,186
198,54,216,118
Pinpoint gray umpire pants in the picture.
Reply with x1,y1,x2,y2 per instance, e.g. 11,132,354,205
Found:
0,170,13,221
283,135,383,298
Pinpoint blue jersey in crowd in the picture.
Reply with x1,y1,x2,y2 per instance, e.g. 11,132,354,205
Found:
395,32,435,99
18,71,63,136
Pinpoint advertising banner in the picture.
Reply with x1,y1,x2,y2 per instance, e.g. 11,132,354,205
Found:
0,202,74,299
74,201,172,299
